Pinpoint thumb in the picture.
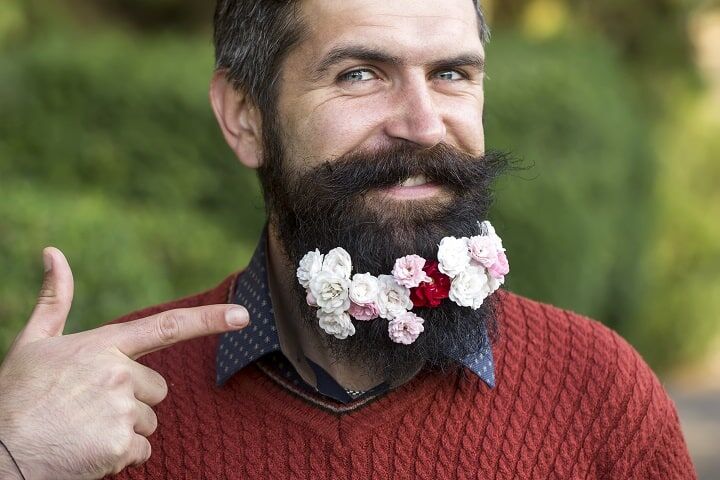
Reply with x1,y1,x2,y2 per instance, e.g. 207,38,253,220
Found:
21,247,75,344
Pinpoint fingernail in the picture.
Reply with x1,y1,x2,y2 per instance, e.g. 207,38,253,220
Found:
43,249,53,273
225,306,249,327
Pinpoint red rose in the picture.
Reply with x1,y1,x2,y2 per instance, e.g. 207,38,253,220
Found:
410,260,451,308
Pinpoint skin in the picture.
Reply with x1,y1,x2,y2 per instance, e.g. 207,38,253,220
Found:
210,0,487,390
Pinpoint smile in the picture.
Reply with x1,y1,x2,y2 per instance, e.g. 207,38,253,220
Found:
381,175,443,200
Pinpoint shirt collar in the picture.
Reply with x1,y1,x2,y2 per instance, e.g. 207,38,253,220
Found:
216,224,496,389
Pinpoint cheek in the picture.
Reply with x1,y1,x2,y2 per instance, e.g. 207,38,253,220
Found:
441,94,485,156
289,95,391,160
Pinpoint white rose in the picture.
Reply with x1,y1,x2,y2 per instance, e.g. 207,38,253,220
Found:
296,249,324,288
437,236,471,278
376,274,413,320
309,270,351,314
317,310,356,339
449,265,491,309
349,272,380,305
487,273,504,293
322,247,353,279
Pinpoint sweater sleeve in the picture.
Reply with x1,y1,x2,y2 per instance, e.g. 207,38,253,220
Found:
642,396,697,479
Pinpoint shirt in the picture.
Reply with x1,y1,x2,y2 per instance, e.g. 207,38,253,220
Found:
215,223,495,403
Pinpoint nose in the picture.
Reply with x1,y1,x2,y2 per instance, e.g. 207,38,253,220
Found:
384,78,446,148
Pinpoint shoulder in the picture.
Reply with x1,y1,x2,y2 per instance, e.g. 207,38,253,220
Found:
103,271,241,326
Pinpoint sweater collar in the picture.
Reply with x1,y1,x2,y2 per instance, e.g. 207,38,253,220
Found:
216,223,496,391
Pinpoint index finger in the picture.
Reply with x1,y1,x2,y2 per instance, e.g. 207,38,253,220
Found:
110,305,250,360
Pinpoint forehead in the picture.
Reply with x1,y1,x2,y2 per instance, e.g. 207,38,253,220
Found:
297,0,484,63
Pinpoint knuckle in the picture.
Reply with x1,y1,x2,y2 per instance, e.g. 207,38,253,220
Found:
113,397,137,420
36,281,57,305
155,313,182,345
104,364,132,387
108,430,134,461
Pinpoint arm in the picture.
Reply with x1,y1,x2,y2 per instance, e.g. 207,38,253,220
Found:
0,441,23,480
642,400,697,479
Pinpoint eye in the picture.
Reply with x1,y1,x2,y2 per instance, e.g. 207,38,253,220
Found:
433,70,466,81
338,68,378,84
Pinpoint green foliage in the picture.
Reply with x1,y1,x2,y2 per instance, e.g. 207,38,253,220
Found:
485,33,653,327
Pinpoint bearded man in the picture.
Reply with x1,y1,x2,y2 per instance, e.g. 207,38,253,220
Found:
0,0,697,479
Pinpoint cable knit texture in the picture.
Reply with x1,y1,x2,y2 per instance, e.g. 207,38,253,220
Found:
104,272,696,479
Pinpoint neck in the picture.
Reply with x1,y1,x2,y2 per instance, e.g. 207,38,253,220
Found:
265,221,386,392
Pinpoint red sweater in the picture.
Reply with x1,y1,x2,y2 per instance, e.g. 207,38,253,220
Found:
105,272,696,479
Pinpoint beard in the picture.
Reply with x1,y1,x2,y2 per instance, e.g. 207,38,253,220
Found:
258,125,511,385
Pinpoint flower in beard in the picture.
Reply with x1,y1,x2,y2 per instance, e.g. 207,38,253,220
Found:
388,311,425,345
297,249,324,289
410,260,451,308
437,236,471,278
322,247,352,279
348,301,380,321
449,265,492,309
467,235,498,269
488,250,510,279
377,274,413,320
392,254,432,288
309,270,351,314
317,310,355,339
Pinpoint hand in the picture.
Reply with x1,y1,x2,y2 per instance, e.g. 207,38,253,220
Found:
0,247,250,480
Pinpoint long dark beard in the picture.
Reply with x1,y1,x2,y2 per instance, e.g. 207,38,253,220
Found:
259,131,511,384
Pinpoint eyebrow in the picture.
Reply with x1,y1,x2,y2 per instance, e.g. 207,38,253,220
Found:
310,45,485,80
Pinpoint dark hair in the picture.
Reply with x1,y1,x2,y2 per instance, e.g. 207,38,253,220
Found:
213,0,490,115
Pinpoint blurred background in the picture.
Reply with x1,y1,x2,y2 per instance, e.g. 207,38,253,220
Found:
0,0,718,475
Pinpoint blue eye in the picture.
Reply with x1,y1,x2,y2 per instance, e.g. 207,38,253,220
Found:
339,69,377,83
434,70,465,81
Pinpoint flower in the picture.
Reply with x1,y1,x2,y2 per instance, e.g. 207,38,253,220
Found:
349,273,380,305
348,301,380,321
322,247,352,279
297,249,324,288
392,254,432,288
410,260,451,308
467,235,498,268
437,236,471,278
376,274,413,319
481,220,504,252
309,270,351,314
488,250,509,279
317,310,356,339
306,290,318,307
449,265,491,309
388,311,425,344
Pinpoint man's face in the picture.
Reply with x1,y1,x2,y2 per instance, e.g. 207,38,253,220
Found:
256,0,504,383
276,0,486,182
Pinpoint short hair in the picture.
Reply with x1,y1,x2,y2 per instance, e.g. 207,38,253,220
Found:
213,1,490,115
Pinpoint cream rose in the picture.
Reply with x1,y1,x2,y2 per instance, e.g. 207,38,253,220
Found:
317,310,356,339
309,270,351,314
349,272,380,305
437,236,471,278
376,274,413,320
449,265,491,309
322,247,352,279
297,249,324,288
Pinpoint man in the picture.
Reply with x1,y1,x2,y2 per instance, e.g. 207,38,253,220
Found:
0,0,697,478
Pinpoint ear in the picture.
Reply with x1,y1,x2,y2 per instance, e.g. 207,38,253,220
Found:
209,70,263,169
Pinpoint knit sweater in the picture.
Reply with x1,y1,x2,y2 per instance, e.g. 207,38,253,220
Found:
105,272,696,479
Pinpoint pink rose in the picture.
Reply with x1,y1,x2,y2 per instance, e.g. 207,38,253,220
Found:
467,235,498,268
348,301,380,321
488,250,509,279
388,311,425,345
306,290,318,307
392,254,431,288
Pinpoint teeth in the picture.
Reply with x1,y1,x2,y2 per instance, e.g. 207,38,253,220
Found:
400,174,429,187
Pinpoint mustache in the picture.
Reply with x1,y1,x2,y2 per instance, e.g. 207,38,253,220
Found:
292,142,513,199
